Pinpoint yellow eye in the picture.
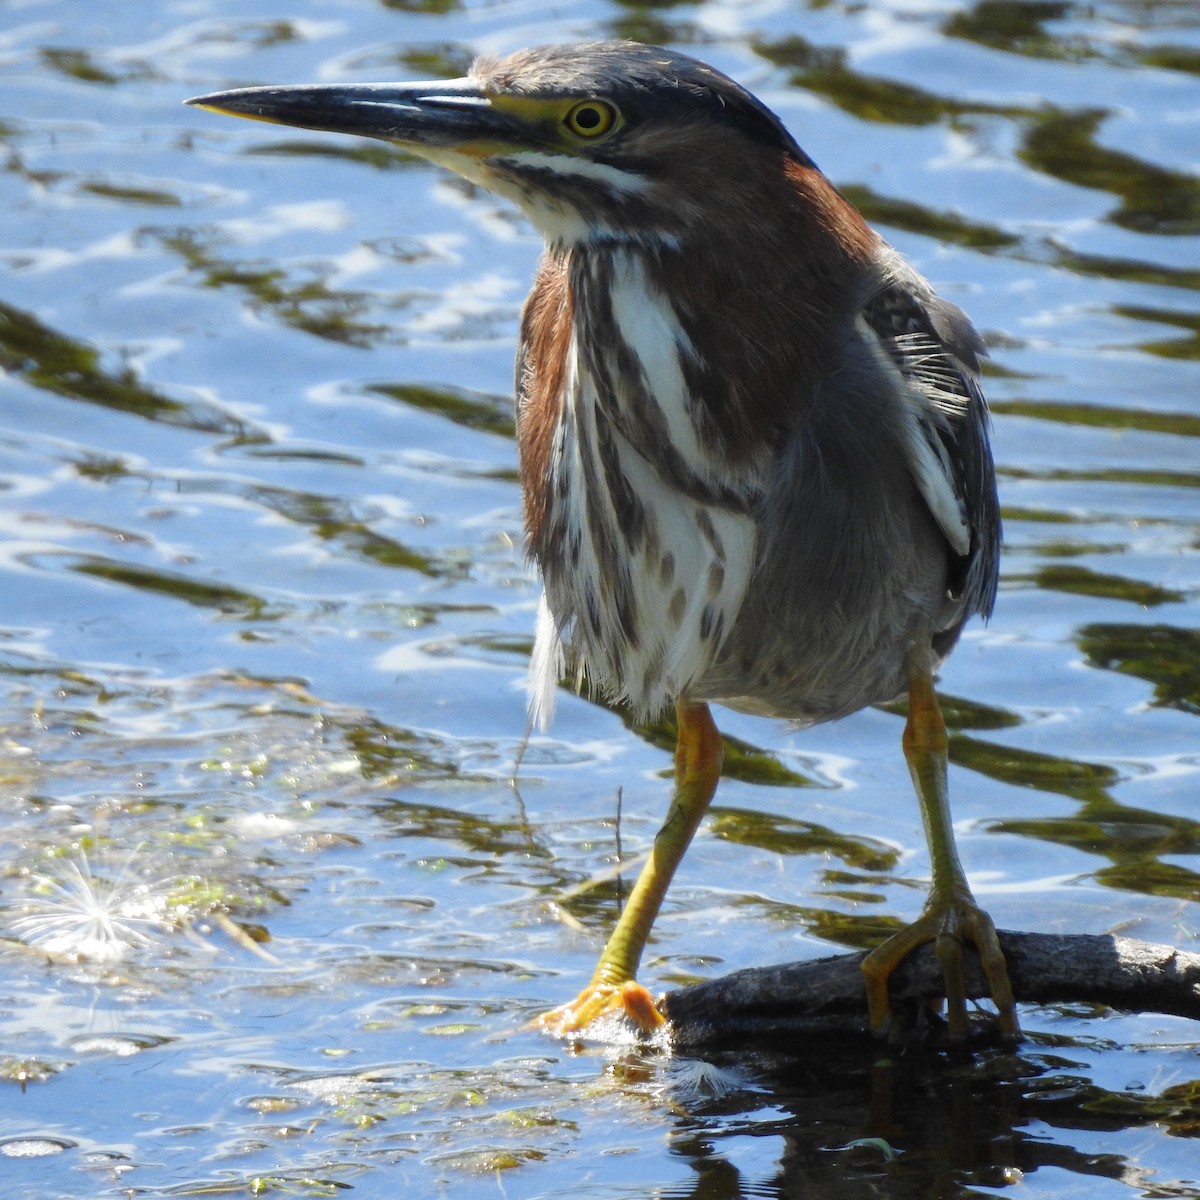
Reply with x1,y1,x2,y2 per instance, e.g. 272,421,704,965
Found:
563,99,617,138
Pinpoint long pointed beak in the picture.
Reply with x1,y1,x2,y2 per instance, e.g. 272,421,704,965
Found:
185,78,511,150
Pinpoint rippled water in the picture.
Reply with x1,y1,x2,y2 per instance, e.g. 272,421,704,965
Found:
2,1,1199,1197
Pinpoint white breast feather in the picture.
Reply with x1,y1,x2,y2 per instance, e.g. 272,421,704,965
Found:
528,251,758,726
529,592,565,731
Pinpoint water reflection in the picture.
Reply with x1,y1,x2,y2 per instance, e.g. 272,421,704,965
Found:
1079,622,1200,714
1,0,1198,1197
164,228,401,347
947,0,1200,73
757,33,1024,125
0,299,244,433
1020,108,1200,236
656,1031,1200,1198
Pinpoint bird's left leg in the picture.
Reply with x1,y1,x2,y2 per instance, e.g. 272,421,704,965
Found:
538,699,723,1037
861,652,1019,1038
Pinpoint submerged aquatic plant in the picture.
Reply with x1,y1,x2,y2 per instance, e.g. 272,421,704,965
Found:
8,854,173,962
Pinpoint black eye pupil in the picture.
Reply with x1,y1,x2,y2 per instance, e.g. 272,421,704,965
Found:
575,107,601,129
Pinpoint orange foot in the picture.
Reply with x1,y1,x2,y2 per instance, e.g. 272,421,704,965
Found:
536,980,667,1039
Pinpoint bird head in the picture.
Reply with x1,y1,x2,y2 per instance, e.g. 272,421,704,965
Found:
186,41,814,248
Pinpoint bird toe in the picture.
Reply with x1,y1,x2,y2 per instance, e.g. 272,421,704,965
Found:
536,980,666,1040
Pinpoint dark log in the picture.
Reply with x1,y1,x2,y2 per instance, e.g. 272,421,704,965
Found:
660,931,1200,1049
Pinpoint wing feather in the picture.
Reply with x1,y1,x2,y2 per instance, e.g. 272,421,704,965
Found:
862,273,1001,621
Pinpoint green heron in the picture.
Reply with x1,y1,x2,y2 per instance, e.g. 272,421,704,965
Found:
188,41,1017,1040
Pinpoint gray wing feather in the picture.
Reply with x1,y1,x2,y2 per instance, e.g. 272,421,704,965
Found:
863,280,1001,622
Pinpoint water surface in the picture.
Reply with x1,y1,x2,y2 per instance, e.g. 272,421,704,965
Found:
2,1,1199,1197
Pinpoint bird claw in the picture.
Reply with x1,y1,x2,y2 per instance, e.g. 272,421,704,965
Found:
861,893,1019,1041
535,980,667,1039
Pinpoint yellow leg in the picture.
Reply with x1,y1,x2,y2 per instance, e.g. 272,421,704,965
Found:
538,699,723,1037
861,659,1019,1038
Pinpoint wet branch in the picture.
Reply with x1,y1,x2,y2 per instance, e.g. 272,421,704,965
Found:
660,932,1200,1048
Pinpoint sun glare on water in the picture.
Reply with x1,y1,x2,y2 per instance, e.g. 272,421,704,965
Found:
8,855,173,962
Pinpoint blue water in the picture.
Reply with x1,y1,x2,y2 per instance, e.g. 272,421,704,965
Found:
1,1,1199,1197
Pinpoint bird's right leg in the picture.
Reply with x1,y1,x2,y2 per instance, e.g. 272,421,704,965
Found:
861,656,1018,1038
537,699,723,1037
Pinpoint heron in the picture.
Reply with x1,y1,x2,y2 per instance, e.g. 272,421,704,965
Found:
188,41,1016,1040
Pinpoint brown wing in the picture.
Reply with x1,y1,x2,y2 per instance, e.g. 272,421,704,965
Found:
515,251,573,560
